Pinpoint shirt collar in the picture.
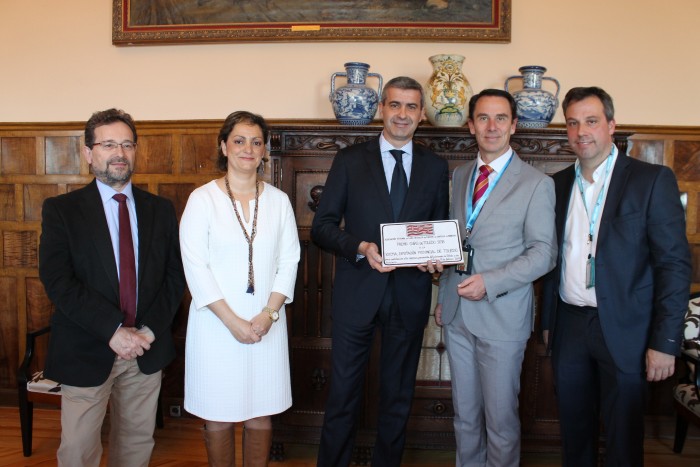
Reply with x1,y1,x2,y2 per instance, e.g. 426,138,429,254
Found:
574,144,618,186
476,146,513,174
379,133,413,156
95,179,135,205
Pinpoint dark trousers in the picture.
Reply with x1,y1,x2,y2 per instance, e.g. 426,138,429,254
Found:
317,279,425,467
551,299,646,467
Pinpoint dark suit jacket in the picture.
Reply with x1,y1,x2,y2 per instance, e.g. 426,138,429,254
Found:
311,137,449,331
40,180,186,387
541,154,691,373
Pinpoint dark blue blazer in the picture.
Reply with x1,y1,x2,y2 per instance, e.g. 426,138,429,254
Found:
542,154,691,373
40,180,185,387
311,137,449,332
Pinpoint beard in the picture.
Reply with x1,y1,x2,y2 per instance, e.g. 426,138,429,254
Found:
92,157,133,187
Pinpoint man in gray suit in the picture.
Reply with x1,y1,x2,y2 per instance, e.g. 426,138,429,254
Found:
435,89,557,466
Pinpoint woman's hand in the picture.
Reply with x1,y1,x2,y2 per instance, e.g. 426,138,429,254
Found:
227,315,262,344
250,311,273,338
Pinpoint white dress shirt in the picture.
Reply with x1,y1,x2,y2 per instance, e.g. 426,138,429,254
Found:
559,145,618,307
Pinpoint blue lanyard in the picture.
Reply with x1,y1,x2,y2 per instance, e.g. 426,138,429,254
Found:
574,147,614,243
465,154,513,233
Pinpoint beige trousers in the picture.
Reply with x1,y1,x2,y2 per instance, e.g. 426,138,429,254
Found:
57,357,161,467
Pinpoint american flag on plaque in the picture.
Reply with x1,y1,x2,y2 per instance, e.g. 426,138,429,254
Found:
406,223,434,236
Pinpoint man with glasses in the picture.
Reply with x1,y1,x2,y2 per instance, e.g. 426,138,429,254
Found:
39,108,185,466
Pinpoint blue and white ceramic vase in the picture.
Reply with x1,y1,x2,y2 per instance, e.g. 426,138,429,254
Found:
425,54,472,127
329,62,383,125
505,66,560,129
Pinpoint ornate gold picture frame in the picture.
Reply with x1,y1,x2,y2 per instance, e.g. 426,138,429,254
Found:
113,0,511,45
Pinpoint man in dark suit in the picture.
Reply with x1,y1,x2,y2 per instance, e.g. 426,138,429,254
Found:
435,89,557,466
39,108,185,467
541,87,691,466
311,76,449,467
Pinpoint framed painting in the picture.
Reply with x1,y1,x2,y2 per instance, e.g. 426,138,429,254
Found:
112,0,511,45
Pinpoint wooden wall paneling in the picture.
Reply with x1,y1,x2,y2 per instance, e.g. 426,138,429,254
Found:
23,184,59,222
0,276,18,390
45,136,81,175
135,134,173,174
674,140,700,181
158,183,198,219
35,137,45,177
0,185,15,221
2,231,37,268
1,137,36,175
180,133,219,174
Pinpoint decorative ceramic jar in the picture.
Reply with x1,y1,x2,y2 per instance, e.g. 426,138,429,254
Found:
425,54,473,127
504,66,561,129
329,62,383,125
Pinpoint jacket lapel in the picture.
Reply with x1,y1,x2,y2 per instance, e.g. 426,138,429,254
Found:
365,139,394,220
454,159,475,240
556,166,576,244
403,145,429,217
80,180,120,298
133,187,154,293
596,154,631,244
470,152,523,236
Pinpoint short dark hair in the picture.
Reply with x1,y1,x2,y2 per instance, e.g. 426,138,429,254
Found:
380,76,424,109
468,89,517,121
84,108,137,148
562,86,615,121
216,111,270,172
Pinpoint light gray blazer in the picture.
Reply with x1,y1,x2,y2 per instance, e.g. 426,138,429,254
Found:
437,152,557,341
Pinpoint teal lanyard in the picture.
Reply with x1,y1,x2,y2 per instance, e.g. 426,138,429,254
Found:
574,147,614,245
465,154,513,234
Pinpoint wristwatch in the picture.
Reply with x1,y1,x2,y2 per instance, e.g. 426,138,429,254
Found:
263,306,279,322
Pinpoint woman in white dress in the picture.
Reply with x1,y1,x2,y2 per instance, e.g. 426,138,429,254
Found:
180,111,300,466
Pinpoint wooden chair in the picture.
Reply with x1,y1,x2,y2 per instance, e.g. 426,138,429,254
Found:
17,323,59,457
17,321,165,457
672,291,700,453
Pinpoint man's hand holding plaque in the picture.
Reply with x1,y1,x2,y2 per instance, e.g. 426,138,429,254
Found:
380,220,463,268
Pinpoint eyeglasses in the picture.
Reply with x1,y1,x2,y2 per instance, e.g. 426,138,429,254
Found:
91,141,137,152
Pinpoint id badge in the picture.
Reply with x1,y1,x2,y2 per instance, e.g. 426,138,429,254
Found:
585,256,595,289
464,244,474,274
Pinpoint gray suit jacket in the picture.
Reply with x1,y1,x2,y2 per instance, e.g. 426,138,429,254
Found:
437,152,557,341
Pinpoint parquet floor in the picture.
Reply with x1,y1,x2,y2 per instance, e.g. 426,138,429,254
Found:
0,407,699,466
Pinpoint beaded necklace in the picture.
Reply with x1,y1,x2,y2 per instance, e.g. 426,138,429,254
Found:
224,176,259,294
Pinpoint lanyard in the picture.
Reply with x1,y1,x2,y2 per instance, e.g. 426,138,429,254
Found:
465,154,513,235
574,147,614,245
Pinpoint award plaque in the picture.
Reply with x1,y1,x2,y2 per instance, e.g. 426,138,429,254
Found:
380,220,464,268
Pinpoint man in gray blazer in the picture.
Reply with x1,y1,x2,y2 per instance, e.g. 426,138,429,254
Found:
435,89,557,467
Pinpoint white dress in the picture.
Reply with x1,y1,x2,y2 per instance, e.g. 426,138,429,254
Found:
180,180,300,422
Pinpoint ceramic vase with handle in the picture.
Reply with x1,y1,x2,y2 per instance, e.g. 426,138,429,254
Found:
425,54,473,127
505,65,561,129
329,62,383,125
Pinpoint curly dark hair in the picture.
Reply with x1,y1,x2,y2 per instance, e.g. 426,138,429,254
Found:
84,108,137,148
216,111,270,172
